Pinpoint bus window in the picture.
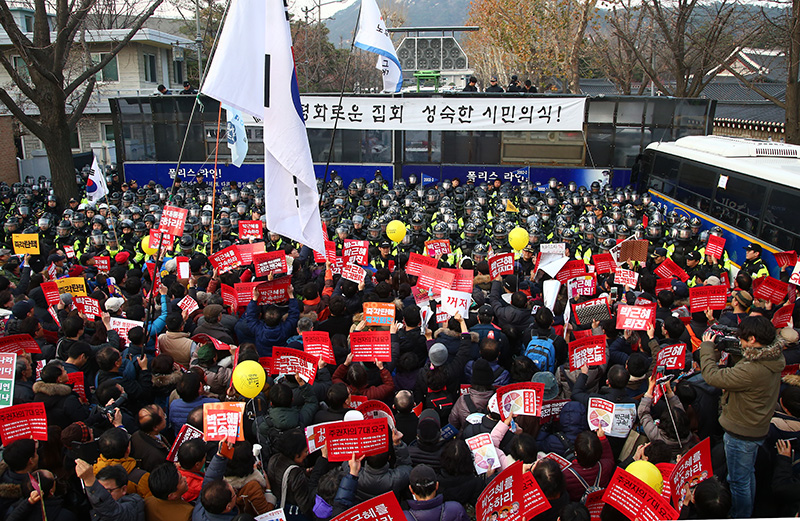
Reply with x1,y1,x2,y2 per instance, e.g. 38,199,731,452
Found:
712,175,766,235
404,130,442,163
648,153,679,196
676,161,716,212
761,187,800,250
362,130,392,163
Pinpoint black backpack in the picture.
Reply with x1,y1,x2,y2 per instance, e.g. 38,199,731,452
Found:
425,388,455,425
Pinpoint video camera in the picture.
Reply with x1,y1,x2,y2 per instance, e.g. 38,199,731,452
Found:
705,324,742,356
97,392,127,417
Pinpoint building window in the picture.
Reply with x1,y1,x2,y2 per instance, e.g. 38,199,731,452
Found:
102,123,115,142
23,15,33,32
173,60,183,85
69,130,80,151
91,53,119,82
144,53,157,82
12,56,29,82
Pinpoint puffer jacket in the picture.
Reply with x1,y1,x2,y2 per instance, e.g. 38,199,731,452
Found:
353,443,412,502
448,388,494,430
32,381,89,429
93,456,151,498
699,339,785,438
638,394,696,458
489,280,533,332
403,495,470,521
245,299,299,357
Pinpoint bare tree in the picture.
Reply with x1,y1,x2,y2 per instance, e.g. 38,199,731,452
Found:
0,0,164,203
587,1,650,94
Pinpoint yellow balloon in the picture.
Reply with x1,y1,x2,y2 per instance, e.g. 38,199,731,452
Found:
508,226,530,251
232,360,266,399
386,220,407,243
141,235,158,256
626,460,663,494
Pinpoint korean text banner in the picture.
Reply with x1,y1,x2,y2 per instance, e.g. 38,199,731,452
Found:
297,96,587,131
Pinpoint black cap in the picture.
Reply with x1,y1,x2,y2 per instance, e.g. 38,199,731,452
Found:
478,304,493,317
183,81,191,87
686,251,701,261
651,247,668,258
409,464,438,487
379,240,391,248
745,243,762,254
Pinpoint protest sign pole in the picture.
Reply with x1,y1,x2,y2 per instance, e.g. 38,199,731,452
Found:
209,105,222,256
658,381,683,448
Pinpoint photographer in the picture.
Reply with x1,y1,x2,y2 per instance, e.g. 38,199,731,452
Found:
700,315,785,518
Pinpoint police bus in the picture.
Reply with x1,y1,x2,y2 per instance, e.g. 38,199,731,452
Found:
639,135,800,276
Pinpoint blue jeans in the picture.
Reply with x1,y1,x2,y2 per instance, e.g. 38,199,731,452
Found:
724,432,764,518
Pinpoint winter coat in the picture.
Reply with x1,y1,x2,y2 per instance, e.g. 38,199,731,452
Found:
448,388,494,430
353,442,413,502
225,470,274,516
407,440,446,471
192,454,238,521
699,339,785,438
558,401,587,443
157,332,195,367
772,453,800,516
403,495,470,521
562,435,615,502
266,453,327,518
32,381,89,429
191,322,234,346
413,332,472,405
130,430,170,472
464,359,510,388
638,395,696,458
179,468,204,503
151,371,182,414
12,379,33,405
259,383,319,436
143,497,193,521
0,463,27,519
332,365,394,402
6,496,76,521
437,470,485,507
93,456,151,498
86,480,144,521
434,328,479,361
397,328,429,366
191,362,233,397
168,396,219,435
489,281,533,332
245,299,300,357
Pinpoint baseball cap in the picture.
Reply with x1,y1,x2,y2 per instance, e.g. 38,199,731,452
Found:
115,251,130,264
12,300,33,319
686,251,701,262
47,253,66,263
409,464,438,487
0,249,11,256
478,304,493,317
503,274,518,292
780,327,799,345
490,76,498,81
105,297,124,313
204,304,224,322
744,243,763,254
523,244,535,253
379,240,391,248
651,247,668,258
428,343,448,367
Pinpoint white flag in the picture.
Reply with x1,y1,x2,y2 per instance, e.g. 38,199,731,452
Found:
223,104,248,168
354,0,403,93
87,156,108,203
201,0,324,254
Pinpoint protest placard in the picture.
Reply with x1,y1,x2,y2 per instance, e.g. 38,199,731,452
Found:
603,467,679,521
177,295,199,315
654,258,689,282
619,239,650,262
754,276,789,304
160,205,188,236
773,303,795,328
304,420,340,453
0,334,41,354
705,235,726,259
234,282,260,309
466,433,501,475
46,262,57,280
669,437,712,509
415,266,454,295
442,268,474,292
363,302,396,326
543,452,572,471
342,239,369,265
254,508,288,521
324,241,337,264
0,353,15,408
109,318,144,347
656,344,687,370
406,252,439,276
148,229,174,251
0,403,48,443
567,274,597,298
330,492,405,521
572,297,611,325
775,250,798,268
203,402,245,441
478,462,528,521
74,296,100,319
540,243,566,255
324,417,390,462
238,220,264,240
556,260,587,284
592,253,617,274
191,334,232,351
93,256,110,272
253,251,288,277
209,246,243,274
11,233,39,255
440,288,471,318
254,278,291,305
588,397,636,438
489,253,515,278
357,400,396,429
270,347,319,384
222,284,238,314
540,399,570,424
166,425,204,461
63,245,75,258
341,263,365,284
613,268,639,288
615,304,657,331
236,242,266,265
425,239,452,257
568,335,607,370
40,282,59,306
301,331,335,364
689,285,727,312
56,277,87,297
496,382,545,419
65,371,86,404
350,331,392,362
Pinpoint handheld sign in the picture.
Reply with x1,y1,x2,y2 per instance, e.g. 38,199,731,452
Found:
406,252,439,276
613,268,639,288
0,334,41,354
603,467,679,521
439,288,471,318
0,403,48,443
615,303,657,331
496,382,545,419
568,335,607,370
656,343,687,370
330,492,404,521
466,433,501,475
587,397,636,438
160,205,189,236
323,417,390,462
669,437,713,510
592,253,617,274
442,268,473,292
753,276,789,304
270,347,319,384
209,246,243,274
167,424,205,462
302,331,336,364
425,239,451,257
689,285,727,313
489,253,515,278
12,234,39,255
654,258,689,282
0,353,16,408
203,402,245,442
238,220,263,240
253,250,288,277
342,239,369,265
349,331,392,362
56,277,87,297
363,302,396,326
477,461,527,521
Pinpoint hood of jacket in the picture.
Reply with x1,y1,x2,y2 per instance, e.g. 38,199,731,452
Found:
32,381,72,396
225,469,267,490
268,406,301,430
94,455,138,474
559,401,586,441
152,371,183,388
743,338,784,362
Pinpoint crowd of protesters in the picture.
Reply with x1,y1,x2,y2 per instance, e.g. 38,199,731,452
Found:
0,169,796,521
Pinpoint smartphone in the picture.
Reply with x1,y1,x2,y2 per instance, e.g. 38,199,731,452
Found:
610,287,619,300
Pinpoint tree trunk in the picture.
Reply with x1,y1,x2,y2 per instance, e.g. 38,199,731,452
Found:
37,83,79,205
787,0,800,144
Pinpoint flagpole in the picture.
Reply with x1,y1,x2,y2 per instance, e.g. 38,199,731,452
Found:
322,4,362,186
210,105,222,255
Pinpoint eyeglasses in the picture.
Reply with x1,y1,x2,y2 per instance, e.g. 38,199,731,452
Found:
103,484,125,493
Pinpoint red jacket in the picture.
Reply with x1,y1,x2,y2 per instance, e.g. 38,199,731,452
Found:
562,435,615,502
332,364,395,402
179,468,204,502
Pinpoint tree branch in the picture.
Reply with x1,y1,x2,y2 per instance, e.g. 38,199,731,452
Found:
0,86,45,138
718,59,787,108
0,52,38,101
67,75,96,128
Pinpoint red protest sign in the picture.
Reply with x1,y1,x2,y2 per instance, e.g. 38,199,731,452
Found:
149,229,174,251
655,277,672,294
567,274,597,298
313,248,326,264
0,403,48,443
754,276,789,304
234,282,259,309
271,347,319,384
209,246,243,274
236,242,265,265
773,303,795,328
556,260,587,284
331,492,404,521
176,256,191,279
568,335,607,370
613,268,639,288
656,343,686,370
477,461,525,521
178,295,199,315
65,371,87,403
775,250,798,268
324,241,337,264
585,490,605,521
94,256,110,272
324,417,390,462
603,467,679,521
406,252,439,276
669,437,713,510
522,469,552,520
167,424,204,462
302,331,335,364
74,296,100,319
46,263,57,281
255,278,291,305
109,318,144,347
489,253,515,279
160,205,189,237
357,400,396,429
203,402,245,441
689,285,727,313
343,239,369,265
592,253,617,274
417,265,455,293
350,331,392,362
41,281,59,306
238,220,263,240
341,263,366,284
495,382,545,419
222,284,238,314
364,302,396,326
425,239,452,257
443,268,474,292
616,304,657,331
0,334,41,354
654,258,689,282
253,250,287,277
191,334,232,352
705,235,726,259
